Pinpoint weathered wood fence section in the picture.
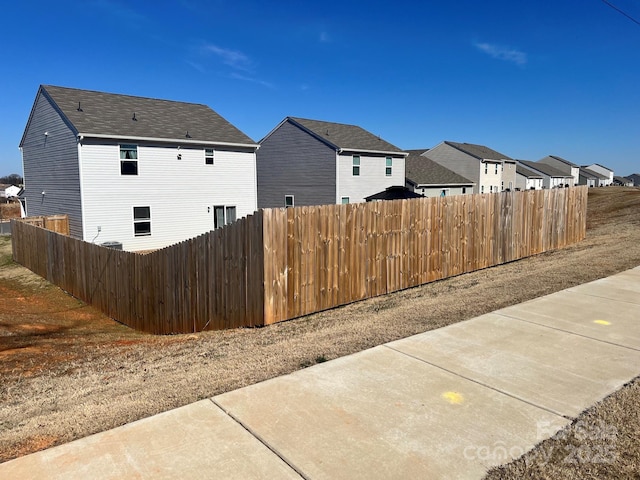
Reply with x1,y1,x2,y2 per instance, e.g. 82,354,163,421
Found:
12,187,587,334
19,214,70,235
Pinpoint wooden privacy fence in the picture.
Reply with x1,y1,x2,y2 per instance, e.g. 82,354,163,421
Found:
19,214,70,235
12,187,588,334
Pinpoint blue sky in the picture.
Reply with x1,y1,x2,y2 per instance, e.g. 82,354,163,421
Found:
1,0,639,177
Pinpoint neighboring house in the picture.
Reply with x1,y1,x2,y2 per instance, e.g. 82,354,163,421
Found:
627,173,640,187
5,185,22,198
578,167,599,187
581,167,610,187
20,85,259,251
517,160,573,189
364,185,423,201
0,184,8,198
515,164,544,190
257,117,407,208
404,150,474,197
613,176,634,187
583,164,614,186
538,155,580,186
424,141,517,194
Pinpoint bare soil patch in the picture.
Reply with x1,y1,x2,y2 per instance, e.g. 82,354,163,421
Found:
1,187,639,476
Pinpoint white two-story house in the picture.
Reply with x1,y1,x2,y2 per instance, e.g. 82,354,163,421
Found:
538,155,580,186
20,85,259,251
423,141,517,194
256,117,407,207
517,160,574,189
583,163,614,186
515,164,544,190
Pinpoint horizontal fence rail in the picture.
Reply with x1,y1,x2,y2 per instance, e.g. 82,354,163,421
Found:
12,187,587,334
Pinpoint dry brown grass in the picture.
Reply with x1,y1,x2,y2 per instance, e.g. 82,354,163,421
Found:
0,202,20,221
1,187,639,475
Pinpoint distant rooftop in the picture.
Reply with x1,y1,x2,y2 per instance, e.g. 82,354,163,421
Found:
406,152,474,186
444,141,513,161
284,117,406,154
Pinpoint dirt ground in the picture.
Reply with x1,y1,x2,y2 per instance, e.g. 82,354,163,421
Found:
1,187,639,477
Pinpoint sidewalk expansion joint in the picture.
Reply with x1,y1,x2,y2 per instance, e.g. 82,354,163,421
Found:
494,312,640,352
563,288,640,307
382,344,572,421
209,398,308,480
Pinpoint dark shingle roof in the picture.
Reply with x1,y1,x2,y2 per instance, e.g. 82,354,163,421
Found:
444,141,513,161
580,167,608,180
405,152,474,186
34,85,256,146
516,164,543,179
287,117,405,154
583,163,613,173
614,176,632,184
544,155,578,167
518,160,570,178
405,148,430,155
364,186,424,201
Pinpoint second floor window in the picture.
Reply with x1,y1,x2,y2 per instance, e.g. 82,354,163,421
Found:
385,157,392,176
495,164,498,174
353,156,360,176
133,206,151,236
484,163,488,175
120,144,138,175
205,148,214,165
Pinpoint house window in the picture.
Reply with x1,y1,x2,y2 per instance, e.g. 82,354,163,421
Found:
490,186,493,193
495,164,498,174
285,195,294,208
462,187,467,194
484,163,488,175
501,181,504,191
352,156,360,176
385,157,392,176
120,144,138,175
205,148,214,165
214,205,237,228
481,186,484,193
341,197,350,204
133,206,151,236
226,206,236,223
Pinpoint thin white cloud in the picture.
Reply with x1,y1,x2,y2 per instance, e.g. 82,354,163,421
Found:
229,73,274,89
203,44,253,71
474,42,527,66
89,0,147,24
186,60,206,73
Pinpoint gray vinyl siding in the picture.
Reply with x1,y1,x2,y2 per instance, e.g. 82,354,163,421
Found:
21,92,83,237
257,120,336,208
423,144,481,193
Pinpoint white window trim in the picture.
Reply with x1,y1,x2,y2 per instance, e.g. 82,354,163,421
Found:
352,155,360,176
120,144,138,175
285,195,294,208
205,148,214,165
133,206,151,236
385,157,392,176
214,205,237,228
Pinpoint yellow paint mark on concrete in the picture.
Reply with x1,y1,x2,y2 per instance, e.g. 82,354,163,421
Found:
442,391,464,405
593,320,611,326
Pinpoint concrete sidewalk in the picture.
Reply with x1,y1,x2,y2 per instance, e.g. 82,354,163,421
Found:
2,267,639,479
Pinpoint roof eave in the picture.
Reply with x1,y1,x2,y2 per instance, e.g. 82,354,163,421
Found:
77,133,259,149
338,147,408,157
